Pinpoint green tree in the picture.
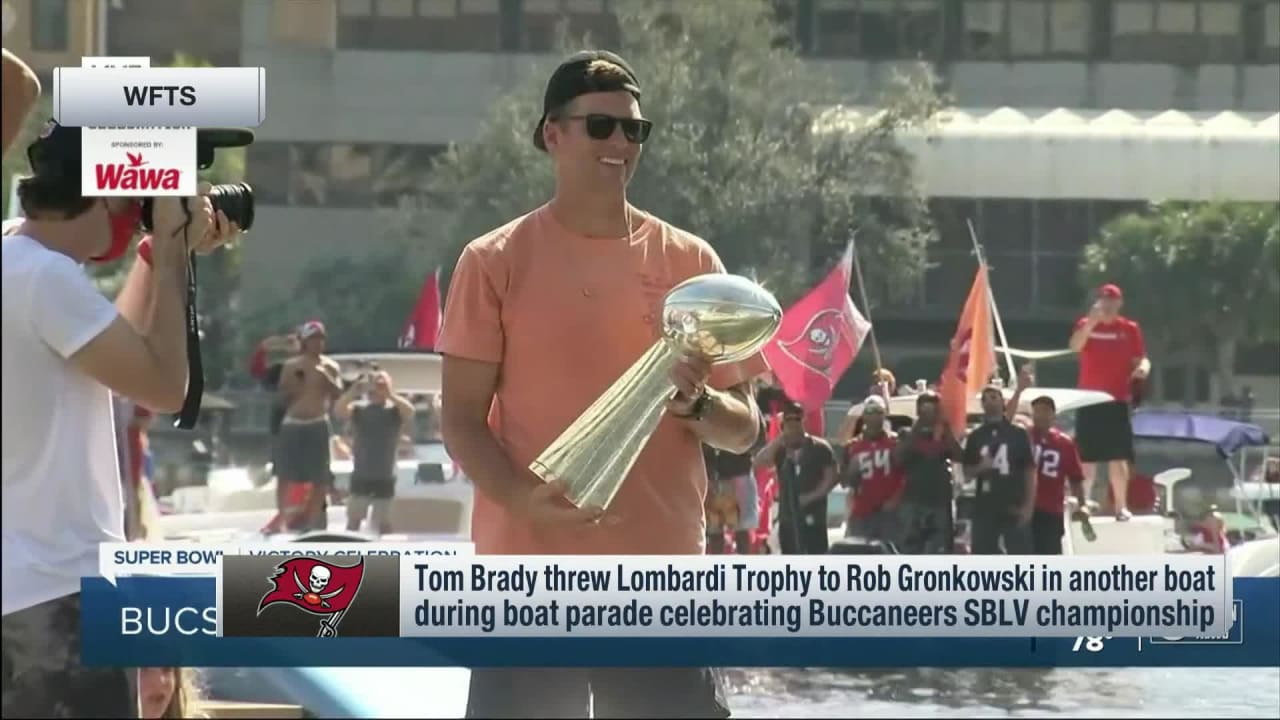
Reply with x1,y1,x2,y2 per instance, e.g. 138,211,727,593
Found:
405,0,943,305
1,94,52,219
1080,201,1280,397
240,250,423,353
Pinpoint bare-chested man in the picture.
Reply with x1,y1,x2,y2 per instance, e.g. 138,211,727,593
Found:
272,320,342,532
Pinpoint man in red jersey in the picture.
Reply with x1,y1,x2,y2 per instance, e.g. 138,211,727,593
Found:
841,396,902,545
1028,395,1088,554
1068,283,1150,520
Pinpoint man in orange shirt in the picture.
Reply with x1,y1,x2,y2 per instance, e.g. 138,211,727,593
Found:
438,51,765,719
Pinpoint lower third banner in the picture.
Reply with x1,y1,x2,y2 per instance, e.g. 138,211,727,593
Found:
81,576,1278,668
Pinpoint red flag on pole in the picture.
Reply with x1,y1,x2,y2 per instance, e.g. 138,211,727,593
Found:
399,268,442,350
762,242,872,415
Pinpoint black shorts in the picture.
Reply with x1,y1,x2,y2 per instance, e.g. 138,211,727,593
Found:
466,667,729,719
350,475,396,500
1075,401,1134,463
1031,510,1065,555
275,418,332,484
2,593,138,718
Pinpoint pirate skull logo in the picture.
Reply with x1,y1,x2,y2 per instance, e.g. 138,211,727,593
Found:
309,566,330,593
293,564,345,609
779,309,845,374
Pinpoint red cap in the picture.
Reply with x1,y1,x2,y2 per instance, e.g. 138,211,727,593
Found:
299,320,327,339
1098,283,1123,299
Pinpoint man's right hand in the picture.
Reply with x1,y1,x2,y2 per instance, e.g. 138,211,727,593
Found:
517,479,606,527
1086,301,1105,324
150,193,214,249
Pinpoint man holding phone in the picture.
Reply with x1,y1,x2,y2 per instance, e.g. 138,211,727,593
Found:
335,369,415,535
1068,284,1150,520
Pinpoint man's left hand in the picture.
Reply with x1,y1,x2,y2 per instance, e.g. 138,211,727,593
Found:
667,351,712,415
1131,364,1150,380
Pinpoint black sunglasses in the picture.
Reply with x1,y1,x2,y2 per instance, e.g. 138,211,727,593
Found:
559,114,653,144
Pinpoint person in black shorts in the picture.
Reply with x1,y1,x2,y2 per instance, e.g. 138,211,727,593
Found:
963,385,1035,554
754,402,837,554
1067,283,1150,519
335,370,415,535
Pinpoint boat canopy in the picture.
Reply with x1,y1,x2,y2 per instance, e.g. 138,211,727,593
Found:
1132,410,1271,458
816,106,1280,202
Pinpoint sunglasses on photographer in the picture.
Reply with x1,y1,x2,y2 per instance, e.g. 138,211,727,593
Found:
559,114,653,144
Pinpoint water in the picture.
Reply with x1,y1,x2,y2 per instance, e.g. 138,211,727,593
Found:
726,668,1280,718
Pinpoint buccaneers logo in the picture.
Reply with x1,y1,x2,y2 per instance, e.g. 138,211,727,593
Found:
777,308,847,375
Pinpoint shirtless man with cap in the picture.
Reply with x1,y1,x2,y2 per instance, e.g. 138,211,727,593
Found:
273,320,342,532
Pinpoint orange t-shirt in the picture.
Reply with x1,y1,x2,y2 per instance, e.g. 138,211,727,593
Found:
437,205,769,556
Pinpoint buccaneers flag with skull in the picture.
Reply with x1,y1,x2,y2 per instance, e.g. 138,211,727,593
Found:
258,557,365,636
763,242,871,411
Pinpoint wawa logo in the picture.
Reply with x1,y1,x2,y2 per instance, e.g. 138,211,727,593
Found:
94,152,181,191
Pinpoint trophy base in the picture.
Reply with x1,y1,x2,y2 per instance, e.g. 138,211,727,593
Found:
529,341,678,510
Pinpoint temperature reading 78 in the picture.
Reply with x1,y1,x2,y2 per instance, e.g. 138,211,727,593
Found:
1072,636,1112,652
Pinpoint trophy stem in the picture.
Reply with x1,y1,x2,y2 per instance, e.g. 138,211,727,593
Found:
529,340,679,510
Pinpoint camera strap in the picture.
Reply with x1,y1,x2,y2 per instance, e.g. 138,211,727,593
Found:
173,209,203,429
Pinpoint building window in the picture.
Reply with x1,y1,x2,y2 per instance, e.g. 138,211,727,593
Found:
1048,0,1091,55
246,143,290,206
810,0,943,59
962,0,1006,59
977,199,1033,254
30,0,69,52
1034,252,1084,310
523,0,620,52
813,0,860,57
1111,0,1242,63
1199,1,1243,62
1008,0,1048,58
338,0,504,51
987,252,1033,309
1266,2,1280,61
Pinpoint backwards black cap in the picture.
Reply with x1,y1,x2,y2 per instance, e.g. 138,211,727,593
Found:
532,50,641,152
27,120,256,184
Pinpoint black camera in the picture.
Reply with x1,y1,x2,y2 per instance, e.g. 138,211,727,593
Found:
140,128,256,234
140,181,254,234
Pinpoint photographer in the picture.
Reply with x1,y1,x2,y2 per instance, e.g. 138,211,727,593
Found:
335,369,415,535
1,121,239,718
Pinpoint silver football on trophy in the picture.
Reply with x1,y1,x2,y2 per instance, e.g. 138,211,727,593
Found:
662,274,783,363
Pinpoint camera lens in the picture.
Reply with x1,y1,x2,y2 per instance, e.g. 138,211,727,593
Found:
138,182,255,234
207,182,255,232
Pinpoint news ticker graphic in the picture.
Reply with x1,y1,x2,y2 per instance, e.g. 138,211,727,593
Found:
215,555,1231,640
99,540,474,585
53,66,266,128
78,575,1278,668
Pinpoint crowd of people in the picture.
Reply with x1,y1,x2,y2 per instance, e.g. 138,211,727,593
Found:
703,279,1157,562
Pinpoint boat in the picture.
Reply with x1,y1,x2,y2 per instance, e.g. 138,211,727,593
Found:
1067,410,1278,555
158,351,475,544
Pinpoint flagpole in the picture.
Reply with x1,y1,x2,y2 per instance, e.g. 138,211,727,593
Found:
848,233,883,373
966,219,1017,383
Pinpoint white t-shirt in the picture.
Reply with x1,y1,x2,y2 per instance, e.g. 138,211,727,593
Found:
2,230,124,615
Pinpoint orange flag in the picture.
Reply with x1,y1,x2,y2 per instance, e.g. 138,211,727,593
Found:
939,264,996,436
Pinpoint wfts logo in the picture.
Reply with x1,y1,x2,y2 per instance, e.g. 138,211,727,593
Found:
95,151,181,191
257,557,365,638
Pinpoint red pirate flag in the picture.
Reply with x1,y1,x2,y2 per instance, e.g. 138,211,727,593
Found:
258,557,365,636
762,242,871,412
